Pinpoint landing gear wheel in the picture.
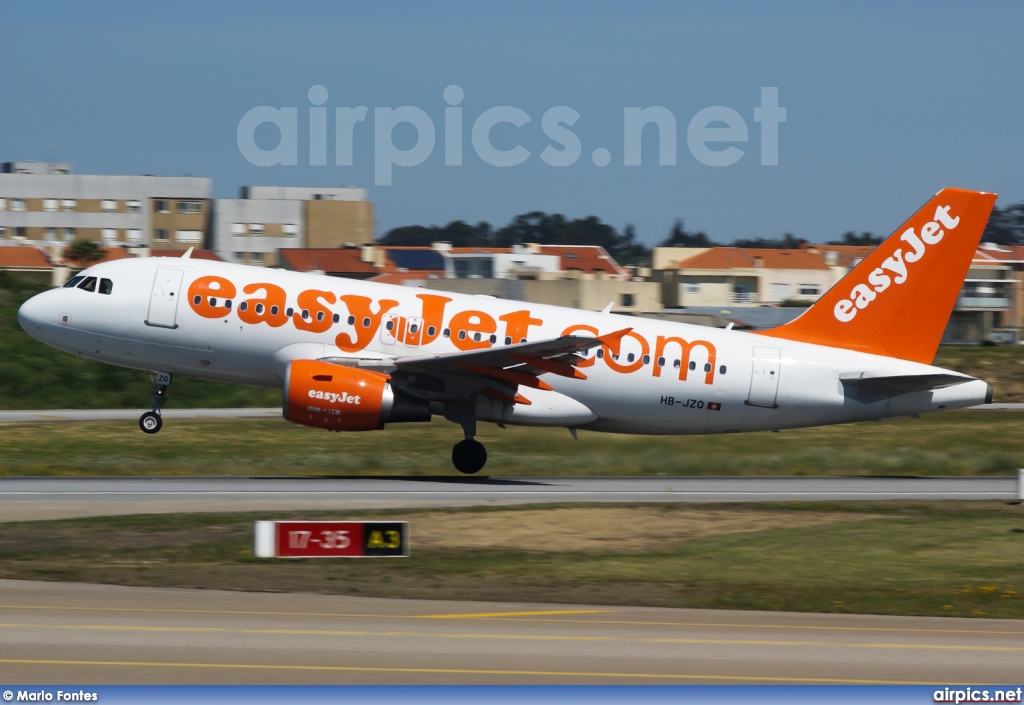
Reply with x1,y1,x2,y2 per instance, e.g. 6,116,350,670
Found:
139,411,163,434
452,439,487,475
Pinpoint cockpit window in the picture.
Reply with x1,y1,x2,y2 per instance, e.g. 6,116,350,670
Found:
77,276,97,292
99,278,113,295
63,276,85,288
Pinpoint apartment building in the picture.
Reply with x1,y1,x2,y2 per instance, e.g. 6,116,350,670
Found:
0,162,211,250
211,186,374,266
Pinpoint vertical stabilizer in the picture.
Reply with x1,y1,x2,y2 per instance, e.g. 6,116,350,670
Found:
758,188,997,363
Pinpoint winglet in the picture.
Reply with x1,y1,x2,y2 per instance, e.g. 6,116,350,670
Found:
597,327,633,357
757,188,998,364
182,247,194,260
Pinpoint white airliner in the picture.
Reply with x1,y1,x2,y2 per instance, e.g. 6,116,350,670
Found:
18,188,997,473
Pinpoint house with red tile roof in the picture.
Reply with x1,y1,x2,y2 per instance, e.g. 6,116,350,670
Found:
0,245,53,278
279,247,392,279
655,246,832,308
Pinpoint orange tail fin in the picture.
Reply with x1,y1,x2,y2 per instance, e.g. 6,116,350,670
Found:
758,188,997,363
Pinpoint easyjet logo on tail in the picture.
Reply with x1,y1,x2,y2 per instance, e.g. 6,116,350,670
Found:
833,205,960,323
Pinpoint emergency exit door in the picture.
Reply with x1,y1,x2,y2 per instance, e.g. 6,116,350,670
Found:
747,347,781,408
145,268,184,329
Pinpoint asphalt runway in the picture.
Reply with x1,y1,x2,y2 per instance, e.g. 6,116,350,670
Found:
0,404,1021,424
0,475,1018,522
0,579,1020,685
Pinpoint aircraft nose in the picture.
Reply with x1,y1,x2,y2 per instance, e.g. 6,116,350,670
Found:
18,291,56,338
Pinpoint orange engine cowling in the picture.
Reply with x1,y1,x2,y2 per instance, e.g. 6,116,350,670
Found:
283,359,430,431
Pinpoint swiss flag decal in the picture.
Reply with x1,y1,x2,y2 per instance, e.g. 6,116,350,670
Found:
708,402,722,411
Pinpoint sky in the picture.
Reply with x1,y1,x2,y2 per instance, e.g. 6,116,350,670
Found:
1,1,1022,246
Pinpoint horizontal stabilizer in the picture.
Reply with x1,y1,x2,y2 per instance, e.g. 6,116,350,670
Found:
839,372,974,395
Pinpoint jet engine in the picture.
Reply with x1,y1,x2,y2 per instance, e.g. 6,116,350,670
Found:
283,359,430,431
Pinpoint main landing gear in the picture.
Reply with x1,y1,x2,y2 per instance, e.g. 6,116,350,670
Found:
139,371,172,435
452,438,487,475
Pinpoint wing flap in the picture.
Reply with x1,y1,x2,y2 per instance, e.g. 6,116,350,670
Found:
391,327,631,402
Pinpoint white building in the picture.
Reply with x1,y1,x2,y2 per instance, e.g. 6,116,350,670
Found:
0,162,210,250
211,186,374,267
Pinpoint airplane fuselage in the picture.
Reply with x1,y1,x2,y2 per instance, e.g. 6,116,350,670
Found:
17,256,990,436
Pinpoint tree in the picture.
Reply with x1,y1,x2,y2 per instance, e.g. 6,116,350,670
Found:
982,202,1024,245
827,231,883,246
729,233,807,249
378,221,494,248
658,219,715,248
65,239,105,265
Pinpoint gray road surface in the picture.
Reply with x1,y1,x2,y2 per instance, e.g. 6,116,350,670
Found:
0,580,1019,684
0,408,281,423
0,476,1018,522
0,404,1020,424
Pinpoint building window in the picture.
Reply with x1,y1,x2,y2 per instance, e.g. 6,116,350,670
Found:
0,198,6,210
620,293,634,307
102,229,118,243
770,283,789,300
126,200,142,213
155,229,169,241
61,199,77,212
684,282,700,294
43,199,58,212
45,227,57,239
231,223,246,235
0,227,5,238
233,252,244,262
174,230,203,243
249,223,264,236
251,252,264,264
177,200,202,214
63,227,76,241
799,284,820,296
102,200,118,212
11,198,26,212
283,224,298,236
126,229,142,242
14,227,27,239
155,200,169,214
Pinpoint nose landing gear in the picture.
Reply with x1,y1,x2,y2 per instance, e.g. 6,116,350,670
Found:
139,371,172,435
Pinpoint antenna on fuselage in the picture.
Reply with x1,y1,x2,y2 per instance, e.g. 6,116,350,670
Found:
182,247,193,260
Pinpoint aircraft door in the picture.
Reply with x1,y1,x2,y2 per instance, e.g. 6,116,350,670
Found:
146,268,184,329
404,316,423,347
380,313,399,344
747,346,781,408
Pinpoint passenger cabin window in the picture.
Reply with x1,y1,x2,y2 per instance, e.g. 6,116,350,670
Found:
99,278,113,295
63,276,85,288
77,277,97,293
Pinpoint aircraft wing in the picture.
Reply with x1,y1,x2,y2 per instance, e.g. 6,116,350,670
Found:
387,327,632,403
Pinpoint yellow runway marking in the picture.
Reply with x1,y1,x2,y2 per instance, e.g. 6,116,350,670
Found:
0,657,947,684
0,622,1019,652
416,610,608,619
1,604,1021,637
488,616,1024,637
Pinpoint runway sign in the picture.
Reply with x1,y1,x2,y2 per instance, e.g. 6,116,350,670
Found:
253,520,408,558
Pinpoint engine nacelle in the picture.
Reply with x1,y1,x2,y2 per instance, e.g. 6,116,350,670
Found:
283,359,430,431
